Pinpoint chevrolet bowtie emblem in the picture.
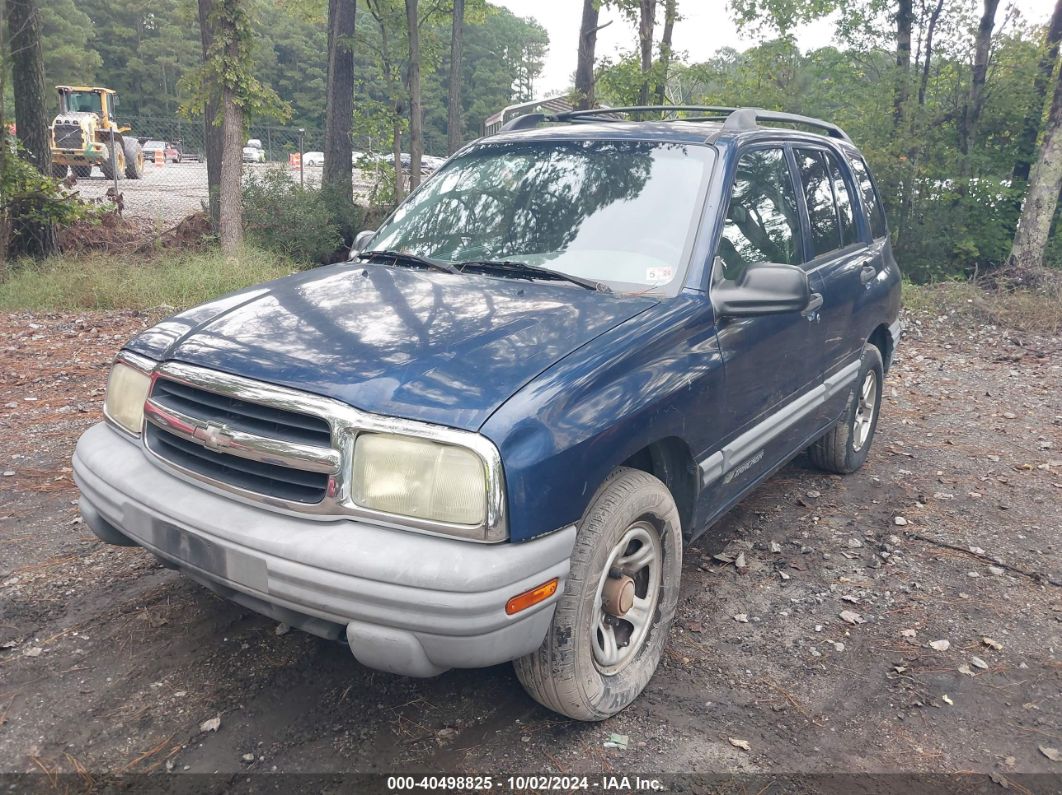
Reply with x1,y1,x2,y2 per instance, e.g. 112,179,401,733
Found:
193,421,235,450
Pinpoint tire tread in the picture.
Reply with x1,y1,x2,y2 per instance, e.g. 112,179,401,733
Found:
514,468,680,720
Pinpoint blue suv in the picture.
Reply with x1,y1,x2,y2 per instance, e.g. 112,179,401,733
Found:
74,106,901,721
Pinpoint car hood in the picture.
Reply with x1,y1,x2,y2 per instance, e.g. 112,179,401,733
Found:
126,263,655,431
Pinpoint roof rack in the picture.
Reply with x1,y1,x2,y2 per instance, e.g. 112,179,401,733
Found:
722,108,851,142
497,105,851,142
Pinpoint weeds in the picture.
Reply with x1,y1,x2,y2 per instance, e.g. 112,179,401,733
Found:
902,272,1062,336
0,247,299,310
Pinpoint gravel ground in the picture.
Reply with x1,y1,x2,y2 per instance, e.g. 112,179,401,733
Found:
0,307,1059,790
69,163,385,223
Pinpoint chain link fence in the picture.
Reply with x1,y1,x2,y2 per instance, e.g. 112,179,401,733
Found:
62,117,394,223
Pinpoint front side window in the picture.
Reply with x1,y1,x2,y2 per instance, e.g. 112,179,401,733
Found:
370,140,715,292
796,149,843,257
716,148,803,281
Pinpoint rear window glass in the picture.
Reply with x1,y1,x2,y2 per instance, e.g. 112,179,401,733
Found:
849,156,887,239
796,149,842,257
827,153,857,246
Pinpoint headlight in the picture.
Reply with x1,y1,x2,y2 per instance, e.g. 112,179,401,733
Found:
352,433,487,528
104,359,152,435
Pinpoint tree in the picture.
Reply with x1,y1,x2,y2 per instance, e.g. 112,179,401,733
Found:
447,0,464,153
40,0,102,87
1009,49,1062,269
455,5,549,138
364,0,408,200
192,0,287,251
958,0,1001,160
249,2,329,128
892,0,913,127
197,0,222,227
6,0,56,256
323,0,355,201
217,1,245,254
886,0,915,128
1011,0,1062,185
575,0,601,110
653,0,677,105
78,0,201,116
406,0,423,189
637,0,656,105
7,0,50,175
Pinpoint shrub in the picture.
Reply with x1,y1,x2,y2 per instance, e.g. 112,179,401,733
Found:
241,168,362,264
1,140,110,262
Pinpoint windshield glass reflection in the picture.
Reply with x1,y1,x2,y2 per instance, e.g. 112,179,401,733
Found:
371,140,715,290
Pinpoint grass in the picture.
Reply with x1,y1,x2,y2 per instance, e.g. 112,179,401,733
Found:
0,247,301,311
3,245,1060,340
902,274,1062,336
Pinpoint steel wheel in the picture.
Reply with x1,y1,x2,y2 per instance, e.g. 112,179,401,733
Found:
591,521,662,675
514,467,682,720
852,370,877,452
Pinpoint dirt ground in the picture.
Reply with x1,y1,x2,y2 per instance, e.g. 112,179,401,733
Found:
0,306,1059,790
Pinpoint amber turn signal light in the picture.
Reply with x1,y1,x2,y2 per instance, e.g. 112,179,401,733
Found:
505,578,559,615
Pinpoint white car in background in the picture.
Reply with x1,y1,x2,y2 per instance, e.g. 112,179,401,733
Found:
242,139,266,163
303,151,374,168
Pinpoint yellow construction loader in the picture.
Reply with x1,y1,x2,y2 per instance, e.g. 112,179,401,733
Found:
49,86,144,180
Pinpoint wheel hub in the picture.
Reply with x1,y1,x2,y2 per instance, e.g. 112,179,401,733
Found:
602,573,636,617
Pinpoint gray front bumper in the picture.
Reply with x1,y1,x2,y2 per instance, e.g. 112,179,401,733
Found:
73,422,575,677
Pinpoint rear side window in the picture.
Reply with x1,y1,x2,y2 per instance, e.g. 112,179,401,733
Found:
717,148,803,280
849,156,887,239
827,155,857,246
795,149,842,256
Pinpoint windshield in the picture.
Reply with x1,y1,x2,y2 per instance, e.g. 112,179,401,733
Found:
63,91,103,115
369,140,715,292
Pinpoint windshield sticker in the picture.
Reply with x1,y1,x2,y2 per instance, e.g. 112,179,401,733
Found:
646,267,673,284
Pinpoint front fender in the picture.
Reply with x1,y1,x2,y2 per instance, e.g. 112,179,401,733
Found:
482,293,724,543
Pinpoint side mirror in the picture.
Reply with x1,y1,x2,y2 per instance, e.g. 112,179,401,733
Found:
352,229,375,254
713,261,811,318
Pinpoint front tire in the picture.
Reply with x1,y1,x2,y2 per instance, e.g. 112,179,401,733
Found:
122,138,144,179
514,467,682,721
51,163,68,178
808,343,884,474
72,165,92,179
99,140,123,180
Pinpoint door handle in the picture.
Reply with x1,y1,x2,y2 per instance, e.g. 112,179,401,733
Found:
802,292,823,317
860,264,878,284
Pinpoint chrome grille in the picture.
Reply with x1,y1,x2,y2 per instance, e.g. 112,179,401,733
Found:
54,123,83,150
144,376,336,505
126,358,509,541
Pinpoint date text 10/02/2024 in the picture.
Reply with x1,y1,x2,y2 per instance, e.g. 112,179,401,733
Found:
386,775,665,791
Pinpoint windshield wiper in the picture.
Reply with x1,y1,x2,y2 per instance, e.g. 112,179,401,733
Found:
455,260,611,292
357,249,459,275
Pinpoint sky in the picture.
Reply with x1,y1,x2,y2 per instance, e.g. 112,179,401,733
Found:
494,0,1061,101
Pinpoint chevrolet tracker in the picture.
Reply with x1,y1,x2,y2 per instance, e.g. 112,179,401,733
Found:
73,105,901,720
